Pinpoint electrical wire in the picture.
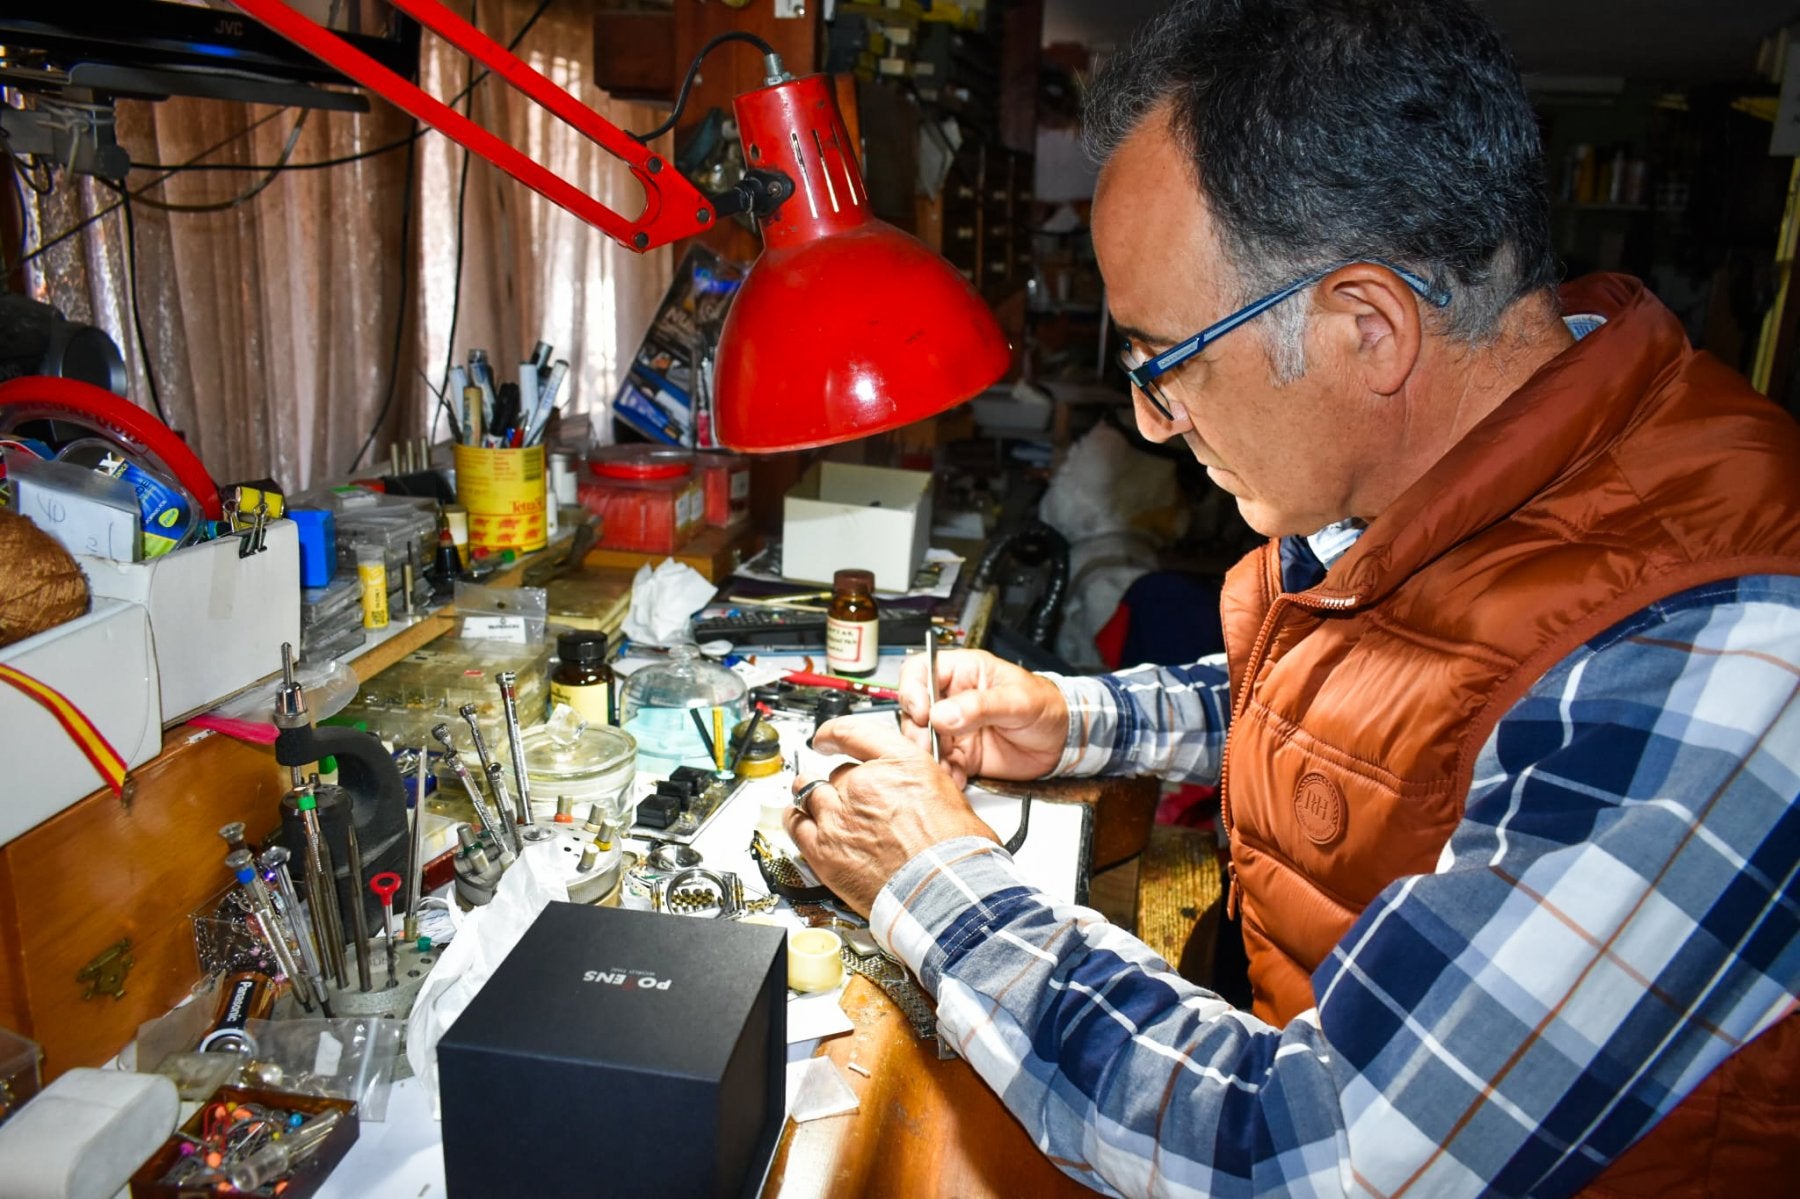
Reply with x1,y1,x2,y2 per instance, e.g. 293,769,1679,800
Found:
125,0,556,177
632,30,780,146
14,0,552,263
429,85,477,448
116,189,170,425
8,106,293,272
123,109,312,213
0,127,54,197
346,128,418,473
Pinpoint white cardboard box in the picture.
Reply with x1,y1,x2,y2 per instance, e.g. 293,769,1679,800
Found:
782,462,932,593
0,598,162,831
77,519,300,722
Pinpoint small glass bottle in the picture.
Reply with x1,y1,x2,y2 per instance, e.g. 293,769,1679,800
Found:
826,568,879,677
355,544,389,630
550,630,614,725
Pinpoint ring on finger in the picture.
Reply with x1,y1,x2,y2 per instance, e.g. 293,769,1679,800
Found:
792,778,829,819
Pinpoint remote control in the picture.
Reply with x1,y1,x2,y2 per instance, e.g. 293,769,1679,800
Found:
692,607,933,649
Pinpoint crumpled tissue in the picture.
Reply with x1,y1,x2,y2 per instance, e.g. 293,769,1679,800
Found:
621,558,717,647
404,840,569,1117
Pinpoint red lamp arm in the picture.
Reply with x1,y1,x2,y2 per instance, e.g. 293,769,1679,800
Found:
229,0,716,252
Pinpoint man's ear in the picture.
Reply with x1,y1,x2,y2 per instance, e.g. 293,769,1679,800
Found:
1313,263,1424,396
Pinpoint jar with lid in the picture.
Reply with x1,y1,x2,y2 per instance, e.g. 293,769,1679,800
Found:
826,568,879,677
521,708,637,828
550,630,613,725
618,645,748,777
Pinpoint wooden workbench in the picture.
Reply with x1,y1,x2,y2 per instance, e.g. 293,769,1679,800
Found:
764,774,1156,1199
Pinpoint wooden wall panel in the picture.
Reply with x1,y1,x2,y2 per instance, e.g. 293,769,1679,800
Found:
673,0,821,264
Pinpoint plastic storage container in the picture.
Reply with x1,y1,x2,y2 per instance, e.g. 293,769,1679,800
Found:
697,451,750,529
330,490,437,595
618,646,747,778
341,636,551,750
579,446,702,553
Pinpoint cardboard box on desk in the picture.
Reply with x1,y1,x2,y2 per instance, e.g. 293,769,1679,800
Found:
0,598,160,834
437,903,787,1199
76,519,300,722
782,461,932,594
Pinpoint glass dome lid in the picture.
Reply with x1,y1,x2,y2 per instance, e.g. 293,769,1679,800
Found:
619,644,746,721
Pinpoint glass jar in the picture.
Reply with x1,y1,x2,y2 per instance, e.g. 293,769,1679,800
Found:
550,630,614,725
618,645,747,778
826,568,879,677
520,713,637,827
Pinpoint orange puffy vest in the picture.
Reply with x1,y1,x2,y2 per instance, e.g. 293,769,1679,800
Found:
1217,274,1800,1191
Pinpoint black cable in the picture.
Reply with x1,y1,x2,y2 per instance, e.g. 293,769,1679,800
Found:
346,128,418,473
126,0,556,177
0,128,54,197
431,94,476,447
15,0,552,263
124,109,312,213
10,107,292,272
117,189,170,425
633,31,780,145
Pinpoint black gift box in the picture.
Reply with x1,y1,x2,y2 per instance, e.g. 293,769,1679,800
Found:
438,902,788,1198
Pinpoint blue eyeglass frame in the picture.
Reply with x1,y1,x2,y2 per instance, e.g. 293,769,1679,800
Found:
1118,260,1454,421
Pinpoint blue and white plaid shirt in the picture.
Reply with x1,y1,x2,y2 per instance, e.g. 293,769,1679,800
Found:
871,572,1800,1197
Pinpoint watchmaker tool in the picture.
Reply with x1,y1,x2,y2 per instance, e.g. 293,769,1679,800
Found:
293,786,348,988
497,671,551,841
925,628,940,764
259,845,333,1017
405,747,428,941
224,849,315,1014
273,642,412,956
370,871,402,989
432,723,518,863
218,821,250,858
460,702,525,849
343,824,374,993
452,825,509,906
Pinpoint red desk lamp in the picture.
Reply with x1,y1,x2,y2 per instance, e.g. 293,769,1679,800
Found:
228,0,1011,452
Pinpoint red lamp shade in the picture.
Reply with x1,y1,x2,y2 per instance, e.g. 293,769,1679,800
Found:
715,75,1011,452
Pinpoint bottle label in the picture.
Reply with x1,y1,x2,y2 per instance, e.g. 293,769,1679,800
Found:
551,680,611,726
826,615,879,674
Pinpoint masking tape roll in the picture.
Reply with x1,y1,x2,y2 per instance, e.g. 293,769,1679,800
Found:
787,927,844,993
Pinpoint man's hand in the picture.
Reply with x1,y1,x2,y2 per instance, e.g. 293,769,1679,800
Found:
897,647,1069,786
785,717,998,917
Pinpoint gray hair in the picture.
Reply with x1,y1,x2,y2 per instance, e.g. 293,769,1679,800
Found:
1086,0,1559,382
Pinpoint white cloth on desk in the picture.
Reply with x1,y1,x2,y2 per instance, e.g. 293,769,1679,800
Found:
402,843,568,1115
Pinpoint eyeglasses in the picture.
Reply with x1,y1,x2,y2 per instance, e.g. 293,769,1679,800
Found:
1116,260,1453,421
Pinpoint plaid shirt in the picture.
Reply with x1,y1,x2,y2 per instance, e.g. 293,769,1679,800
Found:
871,573,1800,1197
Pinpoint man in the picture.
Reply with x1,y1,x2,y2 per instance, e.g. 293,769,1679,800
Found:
787,1,1800,1195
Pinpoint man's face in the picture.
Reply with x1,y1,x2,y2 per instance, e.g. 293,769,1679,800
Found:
1092,110,1379,538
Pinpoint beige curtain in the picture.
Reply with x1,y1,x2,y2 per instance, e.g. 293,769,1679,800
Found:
417,0,674,451
21,0,671,491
